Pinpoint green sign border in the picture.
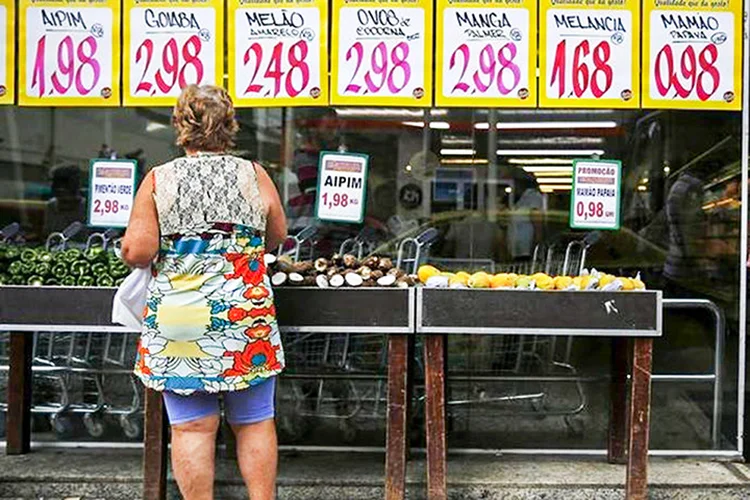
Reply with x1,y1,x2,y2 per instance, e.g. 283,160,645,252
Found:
314,151,370,225
569,159,621,231
86,158,138,229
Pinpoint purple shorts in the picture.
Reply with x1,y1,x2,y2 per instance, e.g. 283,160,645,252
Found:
162,377,276,426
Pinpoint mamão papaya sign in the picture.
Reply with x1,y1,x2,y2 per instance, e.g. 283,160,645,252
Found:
539,0,639,108
642,0,742,110
228,0,328,107
315,152,369,224
123,0,223,106
0,0,14,104
435,0,536,107
19,0,121,106
570,159,621,230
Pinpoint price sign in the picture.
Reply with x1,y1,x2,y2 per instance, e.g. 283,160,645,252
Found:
540,0,639,108
435,0,535,107
229,0,328,107
315,152,369,224
19,0,120,106
330,0,433,106
0,0,15,105
123,0,223,106
87,159,137,229
642,0,741,110
570,159,621,230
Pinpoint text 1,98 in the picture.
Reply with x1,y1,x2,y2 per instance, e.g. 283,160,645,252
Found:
31,35,101,97
321,192,359,209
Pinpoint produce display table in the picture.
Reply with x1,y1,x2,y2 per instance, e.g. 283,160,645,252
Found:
416,288,663,500
0,286,415,500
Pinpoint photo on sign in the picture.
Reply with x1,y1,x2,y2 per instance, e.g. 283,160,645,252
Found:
315,151,369,224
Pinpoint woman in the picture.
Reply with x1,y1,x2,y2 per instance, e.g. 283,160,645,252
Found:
121,84,287,500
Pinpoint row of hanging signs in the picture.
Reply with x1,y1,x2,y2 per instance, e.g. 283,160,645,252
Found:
0,0,743,109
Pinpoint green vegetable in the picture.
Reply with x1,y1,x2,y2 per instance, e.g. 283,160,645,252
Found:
0,273,8,285
111,263,130,278
4,247,20,261
85,247,107,263
10,275,25,285
70,260,91,276
34,262,51,277
37,250,53,263
77,275,95,287
44,278,59,286
63,248,82,263
51,263,68,279
20,248,37,263
61,276,76,287
91,263,108,276
20,262,35,276
27,275,44,286
97,274,115,287
8,261,24,276
114,277,126,287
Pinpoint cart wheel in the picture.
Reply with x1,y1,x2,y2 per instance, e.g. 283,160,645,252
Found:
50,414,75,438
83,413,105,438
120,415,142,440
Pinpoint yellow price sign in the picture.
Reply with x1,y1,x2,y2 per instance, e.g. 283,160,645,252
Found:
642,0,742,110
123,0,224,106
228,0,328,107
19,0,120,106
435,0,536,107
539,0,639,108
0,0,14,105
330,0,433,107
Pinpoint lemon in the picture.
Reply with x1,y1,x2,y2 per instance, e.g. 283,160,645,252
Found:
553,276,574,290
490,273,514,289
468,272,491,288
534,274,554,290
598,274,616,288
449,274,469,287
455,271,471,281
619,278,635,291
418,265,440,284
632,277,646,290
515,276,533,289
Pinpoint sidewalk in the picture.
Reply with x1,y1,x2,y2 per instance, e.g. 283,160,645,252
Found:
0,449,748,499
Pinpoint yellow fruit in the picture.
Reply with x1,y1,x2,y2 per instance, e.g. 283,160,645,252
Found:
619,278,635,291
418,265,440,284
490,273,514,289
633,278,646,290
534,274,554,290
554,276,574,290
440,272,456,278
515,276,533,289
455,271,471,281
599,274,616,288
468,272,491,288
449,274,469,287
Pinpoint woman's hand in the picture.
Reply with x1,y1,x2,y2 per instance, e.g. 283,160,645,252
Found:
121,171,160,268
255,163,287,250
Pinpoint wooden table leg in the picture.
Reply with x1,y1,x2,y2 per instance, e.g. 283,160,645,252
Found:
424,335,447,500
626,338,653,500
385,335,409,500
7,332,32,455
143,388,168,500
608,337,629,464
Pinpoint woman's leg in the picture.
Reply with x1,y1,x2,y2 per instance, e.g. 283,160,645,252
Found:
225,378,278,500
162,391,221,500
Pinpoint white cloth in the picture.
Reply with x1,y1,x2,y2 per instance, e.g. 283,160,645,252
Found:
509,189,543,258
111,267,151,330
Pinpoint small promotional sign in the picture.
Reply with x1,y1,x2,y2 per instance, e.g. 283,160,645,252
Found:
330,0,433,106
123,0,223,106
540,0,639,108
0,0,14,105
315,152,369,224
19,0,121,106
229,0,328,107
87,159,137,228
642,0,742,110
435,0,536,107
570,159,621,230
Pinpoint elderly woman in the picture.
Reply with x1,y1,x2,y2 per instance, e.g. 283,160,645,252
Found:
121,84,286,500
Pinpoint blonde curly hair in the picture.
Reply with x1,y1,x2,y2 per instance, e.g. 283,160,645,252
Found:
172,85,239,152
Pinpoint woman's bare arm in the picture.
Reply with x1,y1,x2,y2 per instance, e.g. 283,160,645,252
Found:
121,171,160,268
255,163,287,250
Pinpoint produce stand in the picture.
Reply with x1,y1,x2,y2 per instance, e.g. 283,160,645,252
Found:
416,288,663,500
0,285,416,500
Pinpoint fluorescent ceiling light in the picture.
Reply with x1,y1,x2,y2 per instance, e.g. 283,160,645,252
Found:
498,137,605,146
540,184,573,192
509,158,574,165
442,136,473,146
401,121,450,129
146,121,168,132
531,177,571,184
402,121,424,128
522,166,574,173
494,109,615,116
441,148,476,156
498,149,604,156
337,108,447,118
441,158,488,165
496,121,617,130
474,122,490,130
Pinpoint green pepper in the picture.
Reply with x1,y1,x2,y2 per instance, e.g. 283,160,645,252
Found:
70,260,91,276
85,247,107,263
63,248,82,263
111,263,130,278
114,277,126,287
34,262,51,277
26,275,44,286
91,262,109,276
78,275,95,287
51,262,68,279
44,277,59,286
62,276,77,287
52,251,67,264
36,250,53,263
20,261,35,276
4,247,20,261
10,275,25,285
0,273,8,285
97,274,115,287
20,248,38,263
8,261,24,276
